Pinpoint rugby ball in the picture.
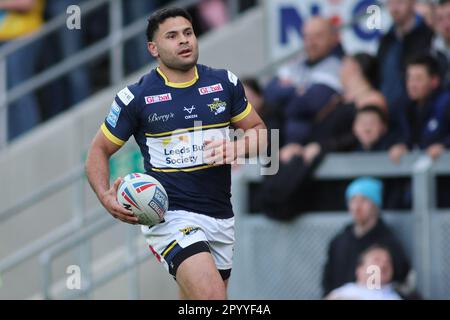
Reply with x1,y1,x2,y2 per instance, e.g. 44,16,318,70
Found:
117,173,169,226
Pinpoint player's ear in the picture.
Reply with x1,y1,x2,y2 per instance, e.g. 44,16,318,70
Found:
147,42,159,58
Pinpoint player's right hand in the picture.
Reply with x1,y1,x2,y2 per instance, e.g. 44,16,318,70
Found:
101,178,139,225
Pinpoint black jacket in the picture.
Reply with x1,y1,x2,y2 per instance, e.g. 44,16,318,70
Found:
322,218,411,296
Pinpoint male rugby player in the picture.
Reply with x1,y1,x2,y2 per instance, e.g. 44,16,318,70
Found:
85,7,266,299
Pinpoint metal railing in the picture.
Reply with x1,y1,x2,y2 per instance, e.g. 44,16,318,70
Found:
0,0,244,148
231,151,450,299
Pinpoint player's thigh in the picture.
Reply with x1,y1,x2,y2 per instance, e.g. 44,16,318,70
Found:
176,251,227,300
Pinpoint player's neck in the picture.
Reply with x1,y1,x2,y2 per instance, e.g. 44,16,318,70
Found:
157,65,197,85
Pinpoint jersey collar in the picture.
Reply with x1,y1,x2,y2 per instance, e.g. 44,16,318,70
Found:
156,66,199,88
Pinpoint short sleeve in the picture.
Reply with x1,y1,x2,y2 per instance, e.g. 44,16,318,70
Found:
227,70,252,123
101,86,138,146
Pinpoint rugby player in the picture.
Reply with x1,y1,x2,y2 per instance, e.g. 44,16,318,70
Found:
85,7,267,299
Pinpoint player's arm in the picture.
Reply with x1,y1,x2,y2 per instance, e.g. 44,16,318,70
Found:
204,107,267,164
85,130,139,224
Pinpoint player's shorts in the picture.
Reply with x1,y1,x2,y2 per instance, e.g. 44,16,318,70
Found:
141,210,235,280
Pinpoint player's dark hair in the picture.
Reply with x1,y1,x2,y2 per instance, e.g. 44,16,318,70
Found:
356,105,388,125
146,7,193,42
407,54,441,77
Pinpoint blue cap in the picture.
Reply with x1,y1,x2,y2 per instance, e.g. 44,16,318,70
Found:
345,177,383,208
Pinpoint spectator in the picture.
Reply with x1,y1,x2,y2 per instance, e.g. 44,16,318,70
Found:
378,0,434,108
389,54,450,163
264,16,344,149
189,0,229,36
322,177,411,296
281,53,387,165
433,0,450,88
0,0,45,141
242,77,284,145
326,244,403,300
44,0,91,116
256,53,387,219
351,105,392,152
415,0,436,30
123,0,166,73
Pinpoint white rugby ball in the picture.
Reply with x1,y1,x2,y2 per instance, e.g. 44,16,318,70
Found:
117,173,169,226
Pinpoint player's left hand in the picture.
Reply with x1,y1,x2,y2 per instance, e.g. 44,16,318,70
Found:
204,140,238,165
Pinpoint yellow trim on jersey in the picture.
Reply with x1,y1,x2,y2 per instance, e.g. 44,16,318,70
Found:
151,164,215,173
101,123,125,146
156,66,199,88
231,102,252,123
145,121,230,138
162,240,178,257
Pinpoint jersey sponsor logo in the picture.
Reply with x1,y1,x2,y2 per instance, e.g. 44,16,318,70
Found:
146,127,230,169
184,105,198,119
148,112,174,123
117,87,135,106
106,101,121,128
145,93,172,104
207,98,227,115
227,70,238,86
198,83,224,95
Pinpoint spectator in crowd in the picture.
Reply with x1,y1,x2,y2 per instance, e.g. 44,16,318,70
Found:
415,0,436,30
280,53,387,166
433,0,450,88
123,0,167,73
326,244,403,300
322,177,411,296
378,0,434,108
434,0,450,60
0,0,45,141
351,105,393,152
188,0,229,36
44,0,91,117
242,77,285,146
264,16,344,151
256,53,387,219
389,54,450,163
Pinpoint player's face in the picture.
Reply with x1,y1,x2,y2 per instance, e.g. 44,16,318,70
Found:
150,16,199,71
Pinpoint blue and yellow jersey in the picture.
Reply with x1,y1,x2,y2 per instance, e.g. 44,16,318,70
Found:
0,0,45,41
102,64,252,219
